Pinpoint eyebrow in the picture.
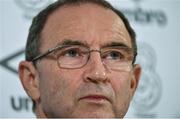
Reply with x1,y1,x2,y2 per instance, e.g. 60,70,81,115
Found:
55,39,130,49
101,41,130,49
56,39,88,47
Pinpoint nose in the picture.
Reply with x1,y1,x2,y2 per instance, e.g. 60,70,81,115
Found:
83,51,110,83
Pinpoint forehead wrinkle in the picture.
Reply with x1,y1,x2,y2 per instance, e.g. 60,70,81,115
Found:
40,20,88,52
56,39,89,47
40,3,132,52
99,29,131,48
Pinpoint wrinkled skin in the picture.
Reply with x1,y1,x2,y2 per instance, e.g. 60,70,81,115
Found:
19,3,141,118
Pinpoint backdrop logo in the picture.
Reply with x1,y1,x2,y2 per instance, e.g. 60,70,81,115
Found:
11,96,33,112
132,42,162,117
0,49,24,75
120,0,167,26
14,0,54,19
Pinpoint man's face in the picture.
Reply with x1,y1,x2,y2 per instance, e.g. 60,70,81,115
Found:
35,3,140,118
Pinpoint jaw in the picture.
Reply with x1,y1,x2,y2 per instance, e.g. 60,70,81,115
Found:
69,100,115,118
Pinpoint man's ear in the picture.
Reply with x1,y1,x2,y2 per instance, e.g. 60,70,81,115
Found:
130,64,141,99
18,61,40,101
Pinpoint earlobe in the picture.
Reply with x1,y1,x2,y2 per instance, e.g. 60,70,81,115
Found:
130,64,141,97
18,61,40,101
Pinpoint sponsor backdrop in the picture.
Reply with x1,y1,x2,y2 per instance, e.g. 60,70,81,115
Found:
0,0,180,118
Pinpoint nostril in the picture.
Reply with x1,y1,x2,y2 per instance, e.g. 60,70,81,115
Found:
85,77,99,83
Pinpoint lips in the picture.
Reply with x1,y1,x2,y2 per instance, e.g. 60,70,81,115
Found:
79,94,111,103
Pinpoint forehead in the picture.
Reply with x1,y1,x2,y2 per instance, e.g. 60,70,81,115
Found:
40,3,132,51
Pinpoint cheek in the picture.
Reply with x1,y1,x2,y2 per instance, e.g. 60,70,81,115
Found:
39,65,84,116
39,62,83,99
109,72,132,116
110,72,132,103
58,69,84,92
111,72,131,91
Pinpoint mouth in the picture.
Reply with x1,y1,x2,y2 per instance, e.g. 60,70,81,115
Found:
79,94,111,104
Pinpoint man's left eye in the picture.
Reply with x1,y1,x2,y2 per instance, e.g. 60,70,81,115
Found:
104,51,123,60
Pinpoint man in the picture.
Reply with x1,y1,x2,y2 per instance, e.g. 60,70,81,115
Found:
18,0,141,118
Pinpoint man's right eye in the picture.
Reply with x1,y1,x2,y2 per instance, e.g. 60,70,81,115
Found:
62,48,81,57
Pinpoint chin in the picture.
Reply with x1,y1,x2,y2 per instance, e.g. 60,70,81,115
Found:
72,111,115,118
